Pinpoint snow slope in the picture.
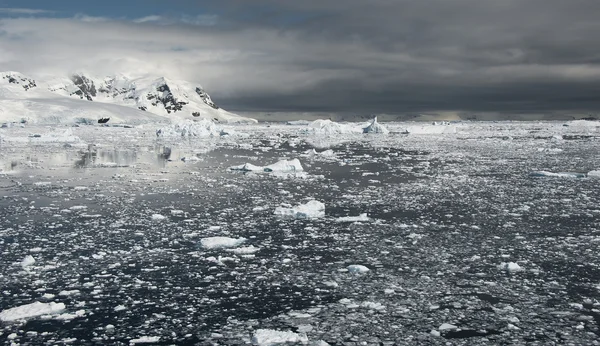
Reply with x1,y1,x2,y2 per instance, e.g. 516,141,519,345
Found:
1,71,256,124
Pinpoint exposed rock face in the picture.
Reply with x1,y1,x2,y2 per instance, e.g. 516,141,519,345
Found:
195,87,219,109
70,74,97,101
1,71,257,123
1,72,37,91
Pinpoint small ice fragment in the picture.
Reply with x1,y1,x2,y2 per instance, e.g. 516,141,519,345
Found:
439,323,458,331
335,213,370,223
151,214,166,221
230,159,304,173
130,336,161,344
347,264,370,273
498,262,523,272
200,237,247,249
21,255,36,267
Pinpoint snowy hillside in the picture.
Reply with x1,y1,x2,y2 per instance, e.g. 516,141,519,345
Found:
0,71,256,124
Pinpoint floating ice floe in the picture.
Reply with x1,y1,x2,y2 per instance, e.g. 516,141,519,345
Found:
151,214,166,221
130,336,161,344
347,264,370,273
587,170,600,178
302,149,336,160
251,329,308,346
156,119,223,138
335,213,370,223
0,302,66,322
362,117,389,134
230,158,304,173
201,236,247,249
498,262,523,272
439,323,458,331
20,255,36,267
227,245,261,255
274,200,325,219
529,171,586,178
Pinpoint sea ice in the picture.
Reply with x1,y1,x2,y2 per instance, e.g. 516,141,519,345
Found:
200,236,247,249
151,214,166,221
307,119,362,135
130,336,161,344
347,264,370,273
156,119,221,137
0,302,66,322
529,171,586,178
362,117,389,134
498,262,523,272
439,323,458,331
588,170,600,178
274,200,325,219
20,255,36,267
230,158,304,173
251,329,308,345
335,213,370,223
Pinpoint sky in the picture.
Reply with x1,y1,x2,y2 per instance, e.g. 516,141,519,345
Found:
1,0,600,118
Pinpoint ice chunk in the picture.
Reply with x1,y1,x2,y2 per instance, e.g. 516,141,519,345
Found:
307,119,362,135
251,329,308,345
156,119,221,137
227,245,260,255
0,302,66,321
230,159,303,173
274,200,325,219
588,170,600,178
529,171,586,178
20,255,36,267
347,264,370,273
130,336,161,344
498,262,523,272
151,214,166,221
439,323,458,331
335,213,370,223
200,236,247,249
362,117,389,134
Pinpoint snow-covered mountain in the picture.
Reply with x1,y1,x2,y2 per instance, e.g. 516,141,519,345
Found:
0,71,256,124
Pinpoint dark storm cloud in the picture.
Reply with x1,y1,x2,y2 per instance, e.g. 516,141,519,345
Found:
2,0,600,116
208,0,600,115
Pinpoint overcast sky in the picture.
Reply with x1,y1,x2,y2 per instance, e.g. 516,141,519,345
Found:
1,0,600,116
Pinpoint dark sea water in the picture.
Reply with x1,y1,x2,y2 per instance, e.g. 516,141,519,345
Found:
1,124,600,345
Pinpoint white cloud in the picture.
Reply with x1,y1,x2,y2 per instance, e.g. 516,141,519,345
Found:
133,15,162,24
0,8,54,15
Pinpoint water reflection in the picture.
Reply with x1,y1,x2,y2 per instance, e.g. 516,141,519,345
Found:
74,144,138,168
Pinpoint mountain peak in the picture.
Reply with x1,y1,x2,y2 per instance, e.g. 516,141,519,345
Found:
1,71,256,123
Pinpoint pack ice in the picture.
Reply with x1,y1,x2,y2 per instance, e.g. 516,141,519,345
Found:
252,329,308,345
274,200,325,219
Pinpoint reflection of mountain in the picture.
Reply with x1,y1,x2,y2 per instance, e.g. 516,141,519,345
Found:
75,146,138,168
1,71,256,124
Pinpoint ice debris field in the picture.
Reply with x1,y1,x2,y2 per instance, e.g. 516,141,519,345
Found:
1,119,600,345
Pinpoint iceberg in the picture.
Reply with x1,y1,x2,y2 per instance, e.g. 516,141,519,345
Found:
362,117,389,134
307,119,362,135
